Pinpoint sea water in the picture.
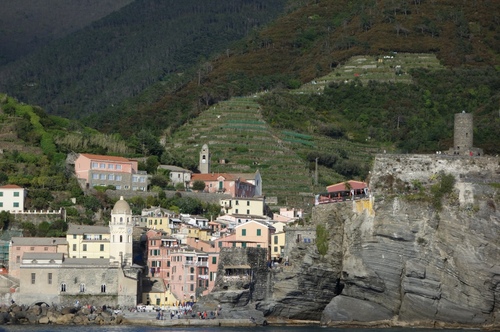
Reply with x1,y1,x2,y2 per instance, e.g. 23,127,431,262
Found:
0,326,479,332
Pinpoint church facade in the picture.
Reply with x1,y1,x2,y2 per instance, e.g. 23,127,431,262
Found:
14,197,142,307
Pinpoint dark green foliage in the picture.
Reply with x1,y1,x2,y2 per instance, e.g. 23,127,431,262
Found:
192,180,206,191
0,211,13,231
316,224,329,256
260,68,500,155
81,195,101,212
150,175,169,189
0,172,8,185
21,222,37,237
0,0,287,121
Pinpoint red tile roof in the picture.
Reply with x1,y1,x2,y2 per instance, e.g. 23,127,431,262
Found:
191,173,237,181
326,180,367,192
0,184,23,189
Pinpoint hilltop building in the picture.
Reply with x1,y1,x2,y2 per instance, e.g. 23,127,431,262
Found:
190,173,256,197
73,153,150,191
193,144,262,197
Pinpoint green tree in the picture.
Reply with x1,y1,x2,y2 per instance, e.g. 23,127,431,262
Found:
150,174,169,189
175,182,186,191
22,222,37,237
192,180,206,191
146,156,160,174
0,211,13,230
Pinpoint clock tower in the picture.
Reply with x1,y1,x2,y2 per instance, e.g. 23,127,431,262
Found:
109,196,133,266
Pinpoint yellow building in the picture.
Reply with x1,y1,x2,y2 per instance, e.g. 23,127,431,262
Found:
146,216,172,234
271,232,286,260
66,224,110,259
220,197,265,217
141,277,179,307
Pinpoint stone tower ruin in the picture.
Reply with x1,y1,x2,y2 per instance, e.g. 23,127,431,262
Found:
448,112,483,156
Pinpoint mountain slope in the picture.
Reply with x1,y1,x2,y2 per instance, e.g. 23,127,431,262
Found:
0,0,287,119
87,0,500,138
0,0,134,65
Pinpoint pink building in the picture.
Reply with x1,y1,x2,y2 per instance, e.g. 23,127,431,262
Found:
145,232,218,303
214,220,274,259
145,230,179,279
9,237,68,279
190,173,255,197
273,207,304,222
74,153,149,191
168,246,219,302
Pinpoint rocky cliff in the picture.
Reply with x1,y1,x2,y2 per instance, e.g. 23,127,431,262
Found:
198,154,500,327
322,155,500,327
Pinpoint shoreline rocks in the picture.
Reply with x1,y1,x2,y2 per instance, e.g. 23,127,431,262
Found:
0,303,124,326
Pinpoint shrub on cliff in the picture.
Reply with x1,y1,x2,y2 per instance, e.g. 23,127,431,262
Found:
316,224,329,256
430,172,455,210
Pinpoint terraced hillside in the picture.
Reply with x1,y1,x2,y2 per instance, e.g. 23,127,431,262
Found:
167,55,450,208
169,96,315,207
167,97,380,208
297,53,444,94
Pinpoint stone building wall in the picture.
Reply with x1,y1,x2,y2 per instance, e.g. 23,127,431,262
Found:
370,154,500,194
107,189,231,204
215,247,269,301
283,226,316,259
453,112,473,152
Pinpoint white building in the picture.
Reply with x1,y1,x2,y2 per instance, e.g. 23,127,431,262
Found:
157,165,192,188
0,185,26,213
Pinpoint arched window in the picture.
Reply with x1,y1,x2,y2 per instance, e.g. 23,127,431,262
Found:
120,235,123,243
61,283,66,292
120,217,123,223
101,284,106,293
79,284,86,293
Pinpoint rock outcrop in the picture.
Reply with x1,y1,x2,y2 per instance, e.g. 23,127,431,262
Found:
318,155,500,326
192,155,500,328
0,303,124,325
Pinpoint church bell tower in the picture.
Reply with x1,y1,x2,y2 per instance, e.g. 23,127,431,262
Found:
199,144,210,174
109,196,133,266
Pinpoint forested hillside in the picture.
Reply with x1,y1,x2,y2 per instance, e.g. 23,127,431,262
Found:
0,0,134,65
0,0,287,119
86,0,500,139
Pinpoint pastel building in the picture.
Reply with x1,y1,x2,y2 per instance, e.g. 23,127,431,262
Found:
270,222,287,260
74,153,149,191
214,220,274,258
0,185,26,213
220,197,266,216
190,173,255,197
67,224,110,259
168,248,215,302
9,237,68,279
